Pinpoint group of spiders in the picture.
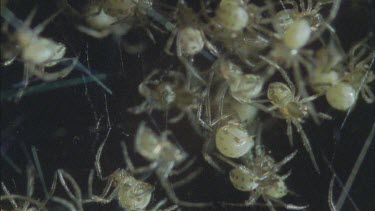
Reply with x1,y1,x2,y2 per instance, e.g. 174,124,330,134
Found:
1,0,374,210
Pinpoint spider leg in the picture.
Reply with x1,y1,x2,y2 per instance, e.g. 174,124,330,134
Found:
177,54,205,84
265,198,277,211
33,8,63,35
299,0,306,13
197,89,213,130
170,157,196,176
77,25,112,38
328,175,337,211
202,31,219,57
361,85,375,103
286,119,294,147
221,193,259,207
168,112,185,123
318,112,332,120
276,150,298,168
271,197,309,210
120,141,135,171
32,58,77,81
1,182,19,209
306,0,313,12
149,198,178,211
23,163,35,210
16,63,32,100
292,119,320,173
95,128,111,180
293,59,321,124
164,29,177,55
158,175,213,207
51,196,77,211
172,167,203,189
0,194,48,211
57,169,84,211
202,136,225,173
259,55,296,94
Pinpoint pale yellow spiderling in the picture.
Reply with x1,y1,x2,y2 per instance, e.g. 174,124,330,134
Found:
310,36,375,111
215,120,255,158
1,8,77,86
60,135,173,211
214,0,249,32
267,81,331,173
216,143,307,210
134,122,212,208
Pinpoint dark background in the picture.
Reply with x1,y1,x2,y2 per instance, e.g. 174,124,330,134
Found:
1,0,374,210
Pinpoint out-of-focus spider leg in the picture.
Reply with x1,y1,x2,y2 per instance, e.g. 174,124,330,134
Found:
158,175,213,207
362,84,375,103
31,58,78,81
164,29,177,56
51,196,77,211
271,197,309,210
170,157,196,176
265,198,277,211
202,135,225,173
172,167,204,189
286,119,294,147
328,175,337,211
57,169,84,211
168,112,185,123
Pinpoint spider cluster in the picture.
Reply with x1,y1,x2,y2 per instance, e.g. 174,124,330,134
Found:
1,0,374,210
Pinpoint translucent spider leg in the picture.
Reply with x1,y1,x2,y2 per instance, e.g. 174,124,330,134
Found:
56,169,84,211
287,119,294,146
51,196,77,211
31,146,48,199
328,175,337,211
0,188,48,211
221,192,260,207
120,141,158,176
157,174,213,207
265,198,277,211
259,55,296,93
1,182,19,209
149,198,178,211
270,197,309,210
275,150,298,170
86,169,117,204
335,123,375,210
291,119,320,173
94,128,111,180
293,61,321,124
202,135,225,173
28,58,78,81
172,167,204,189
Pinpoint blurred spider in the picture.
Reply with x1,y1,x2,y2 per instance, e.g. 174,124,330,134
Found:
59,0,154,40
128,69,201,123
134,122,211,207
1,8,77,94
